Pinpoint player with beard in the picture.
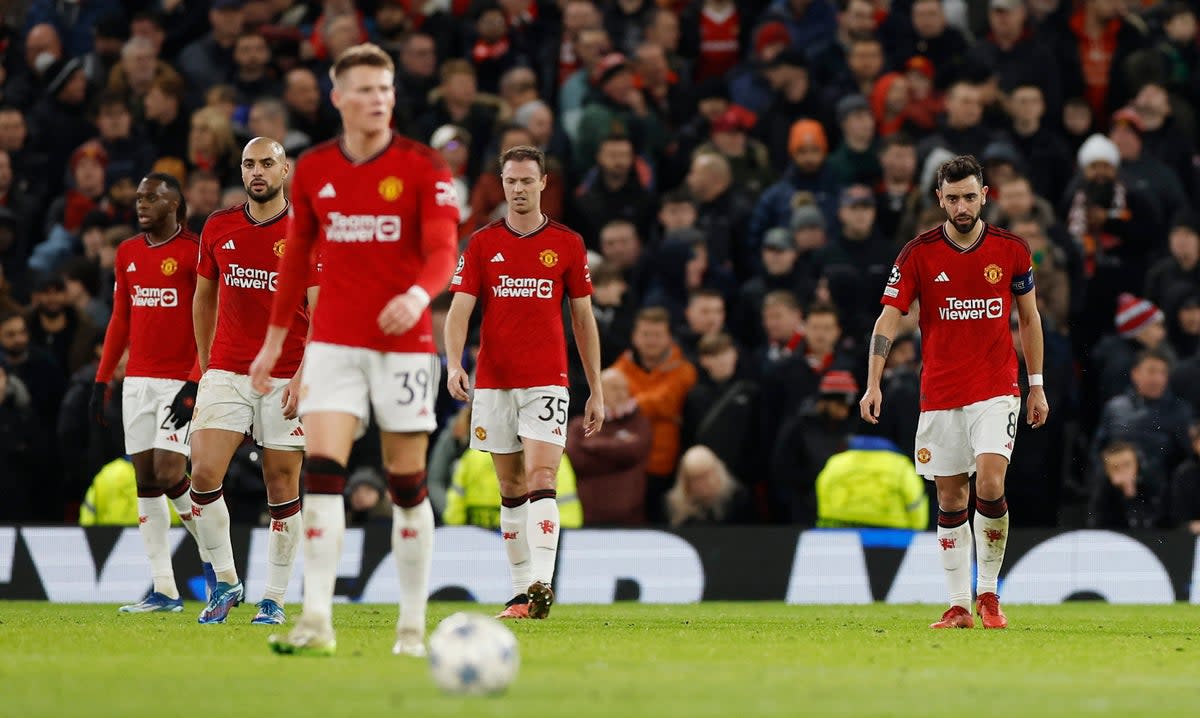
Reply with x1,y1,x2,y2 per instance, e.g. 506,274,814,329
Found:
189,138,318,625
860,155,1050,630
445,145,603,620
91,172,211,613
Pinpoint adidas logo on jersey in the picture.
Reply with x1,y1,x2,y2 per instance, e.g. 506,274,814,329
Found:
289,426,304,437
222,239,236,250
491,253,506,263
318,183,337,198
552,427,563,436
126,262,136,272
166,433,179,443
935,271,950,283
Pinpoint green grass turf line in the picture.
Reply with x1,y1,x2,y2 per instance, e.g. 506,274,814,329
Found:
1,603,1199,717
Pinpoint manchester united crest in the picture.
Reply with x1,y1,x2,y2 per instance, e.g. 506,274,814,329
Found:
474,426,487,441
983,263,1003,284
273,239,286,257
378,176,404,201
539,249,558,267
161,257,178,276
917,447,931,464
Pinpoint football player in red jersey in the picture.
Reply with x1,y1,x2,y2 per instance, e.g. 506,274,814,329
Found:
91,173,210,613
250,44,460,657
189,137,318,626
445,145,603,620
860,155,1050,630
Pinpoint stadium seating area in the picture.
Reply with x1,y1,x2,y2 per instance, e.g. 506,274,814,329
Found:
2,0,1200,532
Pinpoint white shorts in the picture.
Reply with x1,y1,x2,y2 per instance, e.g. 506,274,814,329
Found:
470,385,570,454
298,342,439,434
122,377,191,457
192,369,305,451
914,395,1021,480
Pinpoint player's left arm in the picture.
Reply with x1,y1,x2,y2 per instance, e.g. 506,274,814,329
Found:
569,295,604,436
1014,286,1049,429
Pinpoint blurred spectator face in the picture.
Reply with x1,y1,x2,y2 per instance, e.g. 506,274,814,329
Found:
1178,302,1200,337
945,83,983,130
325,16,360,61
1169,225,1200,269
376,1,411,36
60,69,89,105
793,224,826,252
1082,159,1117,183
576,29,611,69
600,368,631,413
847,40,884,84
0,314,29,359
0,109,27,152
697,95,729,122
500,68,537,108
477,8,507,42
646,10,680,53
597,138,634,182
804,311,841,355
911,0,945,38
121,38,158,93
500,127,535,153
699,346,738,383
524,105,554,147
210,5,246,42
33,282,68,316
1131,355,1169,399
843,108,875,147
1063,100,1093,135
234,35,271,75
143,84,178,122
817,395,851,421
564,0,602,36
602,67,636,104
438,136,469,173
0,151,10,194
1008,86,1045,127
843,0,877,34
988,3,1026,44
284,69,321,116
130,16,166,56
249,104,286,142
97,102,133,142
442,72,477,106
81,225,105,260
401,35,437,78
24,23,62,71
109,176,139,208
763,301,801,343
1102,446,1139,497
883,75,909,114
686,155,728,202
659,199,697,231
592,275,627,306
793,142,825,173
631,318,672,362
762,244,797,276
1165,10,1197,44
635,43,670,86
685,294,724,335
222,187,248,208
1110,121,1141,161
886,337,916,369
839,200,876,240
600,223,641,268
1090,0,1120,21
880,141,916,183
1133,84,1170,131
74,157,106,198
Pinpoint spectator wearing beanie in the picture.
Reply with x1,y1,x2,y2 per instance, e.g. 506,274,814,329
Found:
1108,107,1187,237
750,118,840,251
1093,293,1176,405
30,56,95,198
727,20,790,115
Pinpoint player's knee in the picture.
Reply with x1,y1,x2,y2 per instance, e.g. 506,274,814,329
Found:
188,462,223,492
936,486,969,511
387,469,428,508
151,457,186,488
304,456,348,495
525,465,557,492
497,475,526,498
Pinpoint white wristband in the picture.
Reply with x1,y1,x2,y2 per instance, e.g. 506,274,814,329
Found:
1028,374,1044,387
406,285,431,310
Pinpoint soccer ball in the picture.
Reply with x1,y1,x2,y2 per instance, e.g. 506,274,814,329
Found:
428,612,520,696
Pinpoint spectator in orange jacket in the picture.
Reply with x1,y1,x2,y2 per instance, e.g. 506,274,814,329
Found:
611,306,698,523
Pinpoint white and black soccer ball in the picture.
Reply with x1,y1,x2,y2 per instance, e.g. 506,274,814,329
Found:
428,612,520,696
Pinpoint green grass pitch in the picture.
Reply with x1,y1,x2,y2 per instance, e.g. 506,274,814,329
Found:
3,602,1199,717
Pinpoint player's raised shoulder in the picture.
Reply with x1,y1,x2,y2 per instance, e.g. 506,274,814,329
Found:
987,224,1032,253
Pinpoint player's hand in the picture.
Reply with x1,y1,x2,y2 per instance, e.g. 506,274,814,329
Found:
89,382,110,427
378,292,424,336
859,385,883,424
281,373,302,421
582,392,604,437
166,380,199,429
1026,386,1050,429
249,342,282,394
446,365,471,401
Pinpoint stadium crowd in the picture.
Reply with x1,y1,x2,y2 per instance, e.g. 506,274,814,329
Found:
1,0,1200,533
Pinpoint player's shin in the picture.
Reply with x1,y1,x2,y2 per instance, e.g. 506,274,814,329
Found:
500,494,531,599
527,488,560,586
388,471,433,633
973,495,1010,595
136,489,179,599
264,498,303,604
936,508,973,611
191,486,237,584
300,457,349,624
166,476,211,564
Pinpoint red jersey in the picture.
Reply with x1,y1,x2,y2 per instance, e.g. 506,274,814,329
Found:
451,217,592,389
198,203,311,378
96,227,200,382
697,5,741,82
881,223,1034,411
270,135,460,353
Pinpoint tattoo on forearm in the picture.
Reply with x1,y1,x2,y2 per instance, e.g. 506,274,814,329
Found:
871,335,892,358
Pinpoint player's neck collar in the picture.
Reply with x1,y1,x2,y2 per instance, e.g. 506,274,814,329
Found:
338,131,393,165
941,220,986,253
144,224,182,247
504,213,548,238
244,200,289,226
